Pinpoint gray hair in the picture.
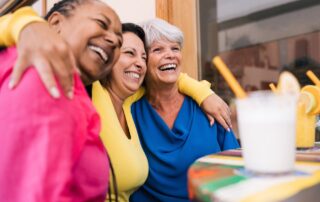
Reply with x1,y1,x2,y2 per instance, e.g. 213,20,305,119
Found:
140,18,184,50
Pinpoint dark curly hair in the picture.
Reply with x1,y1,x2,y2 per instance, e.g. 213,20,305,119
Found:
45,0,86,19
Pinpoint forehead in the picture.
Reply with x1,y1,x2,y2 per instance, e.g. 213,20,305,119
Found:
150,39,179,47
76,1,121,29
123,33,145,50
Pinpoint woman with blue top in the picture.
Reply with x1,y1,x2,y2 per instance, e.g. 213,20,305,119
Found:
130,18,240,202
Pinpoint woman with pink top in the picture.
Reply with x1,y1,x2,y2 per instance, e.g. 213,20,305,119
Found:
0,0,122,201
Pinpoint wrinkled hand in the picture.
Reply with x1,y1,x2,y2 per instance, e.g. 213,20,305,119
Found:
9,22,77,99
201,93,232,130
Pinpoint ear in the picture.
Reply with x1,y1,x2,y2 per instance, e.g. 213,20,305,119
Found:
47,11,66,33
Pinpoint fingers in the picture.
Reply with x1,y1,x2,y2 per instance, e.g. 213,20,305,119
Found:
212,101,232,130
206,114,215,126
14,22,75,99
215,115,230,131
201,93,234,131
9,54,28,89
221,109,232,129
34,58,61,99
224,102,231,115
49,44,75,99
220,102,232,129
218,96,231,115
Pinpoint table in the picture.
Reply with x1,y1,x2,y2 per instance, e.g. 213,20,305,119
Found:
188,146,320,202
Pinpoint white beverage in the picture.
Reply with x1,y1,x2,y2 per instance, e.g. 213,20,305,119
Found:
236,91,297,174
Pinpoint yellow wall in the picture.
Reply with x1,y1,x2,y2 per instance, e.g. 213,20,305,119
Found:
104,0,156,23
33,0,156,22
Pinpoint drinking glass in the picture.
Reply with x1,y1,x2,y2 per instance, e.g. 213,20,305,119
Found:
236,91,297,174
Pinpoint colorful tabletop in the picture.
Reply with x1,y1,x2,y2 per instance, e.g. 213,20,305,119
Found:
188,147,320,202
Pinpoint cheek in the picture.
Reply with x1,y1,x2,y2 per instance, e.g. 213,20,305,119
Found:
111,49,121,66
60,26,84,50
109,69,118,84
63,36,85,64
146,66,154,76
139,67,147,81
178,56,182,63
142,65,147,76
111,63,124,81
147,61,157,74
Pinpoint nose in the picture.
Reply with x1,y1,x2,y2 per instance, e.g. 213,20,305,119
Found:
164,49,175,59
134,58,146,70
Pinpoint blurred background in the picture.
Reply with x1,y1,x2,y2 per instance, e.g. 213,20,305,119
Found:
2,0,320,139
197,0,320,140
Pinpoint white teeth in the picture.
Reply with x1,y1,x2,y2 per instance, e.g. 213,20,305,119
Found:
89,45,108,63
159,63,177,71
125,72,140,79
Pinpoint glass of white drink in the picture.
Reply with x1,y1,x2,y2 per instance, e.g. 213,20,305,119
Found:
236,91,297,175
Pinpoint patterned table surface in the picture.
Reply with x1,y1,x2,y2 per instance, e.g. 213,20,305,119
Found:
188,146,320,202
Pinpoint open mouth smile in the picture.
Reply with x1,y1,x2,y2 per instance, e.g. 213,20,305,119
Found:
125,71,141,79
88,45,109,63
159,63,177,71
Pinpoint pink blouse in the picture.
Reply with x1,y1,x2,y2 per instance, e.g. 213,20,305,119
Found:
0,47,109,202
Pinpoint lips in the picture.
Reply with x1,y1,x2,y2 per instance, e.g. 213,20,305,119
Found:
159,63,177,71
88,45,109,63
125,71,140,79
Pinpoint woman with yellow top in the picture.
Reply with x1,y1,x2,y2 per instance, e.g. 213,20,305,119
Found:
92,22,149,202
0,4,233,202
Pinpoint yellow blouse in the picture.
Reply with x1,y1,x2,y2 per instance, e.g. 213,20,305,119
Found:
92,82,148,202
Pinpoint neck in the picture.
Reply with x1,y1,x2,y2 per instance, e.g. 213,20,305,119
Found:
146,83,184,129
106,84,125,114
105,84,131,138
146,82,184,111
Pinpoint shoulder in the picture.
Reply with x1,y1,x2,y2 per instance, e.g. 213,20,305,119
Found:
0,47,17,81
0,61,90,126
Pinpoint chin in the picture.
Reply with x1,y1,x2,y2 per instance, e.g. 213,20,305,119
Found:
127,86,140,93
163,76,179,84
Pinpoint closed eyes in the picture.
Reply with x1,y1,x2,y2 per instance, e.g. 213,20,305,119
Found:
151,47,161,53
172,47,180,51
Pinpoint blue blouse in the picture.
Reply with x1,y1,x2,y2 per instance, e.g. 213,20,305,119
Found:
130,96,239,202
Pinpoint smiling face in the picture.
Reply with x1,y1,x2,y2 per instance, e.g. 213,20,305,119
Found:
48,0,122,85
108,32,147,98
146,39,182,87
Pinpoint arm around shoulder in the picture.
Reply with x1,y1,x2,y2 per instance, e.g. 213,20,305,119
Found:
178,72,213,106
0,6,45,46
